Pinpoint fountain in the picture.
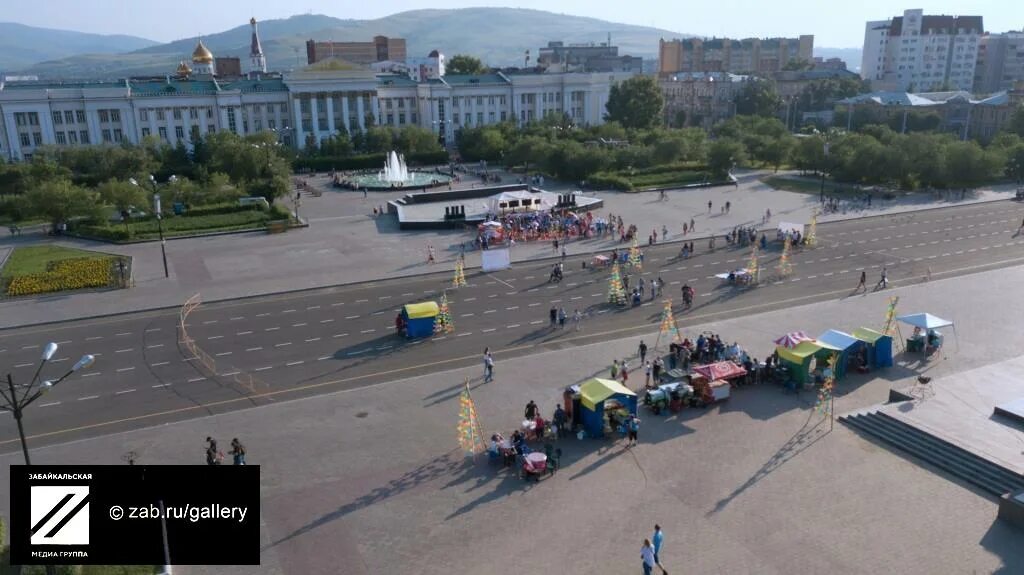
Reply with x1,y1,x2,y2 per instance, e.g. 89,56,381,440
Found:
345,150,451,190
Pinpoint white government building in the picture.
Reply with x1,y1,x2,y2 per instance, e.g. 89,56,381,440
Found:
0,22,635,162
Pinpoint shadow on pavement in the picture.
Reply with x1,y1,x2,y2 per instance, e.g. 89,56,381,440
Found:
979,517,1024,574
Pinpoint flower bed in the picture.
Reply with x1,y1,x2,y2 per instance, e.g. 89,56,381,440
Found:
6,257,116,296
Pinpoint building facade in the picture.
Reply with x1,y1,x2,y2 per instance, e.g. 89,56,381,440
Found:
658,72,748,130
860,9,983,92
305,36,407,66
658,36,813,76
973,30,1024,94
537,41,643,74
0,67,636,160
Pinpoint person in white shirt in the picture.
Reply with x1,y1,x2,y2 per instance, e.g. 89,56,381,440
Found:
640,539,656,575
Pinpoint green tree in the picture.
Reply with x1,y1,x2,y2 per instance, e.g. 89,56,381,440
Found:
97,179,149,214
792,135,827,174
707,139,746,177
319,130,353,157
395,125,443,154
1008,105,1024,138
362,126,394,154
761,134,795,172
1005,143,1024,183
604,75,664,130
447,54,487,75
944,141,1003,187
24,178,101,230
734,80,782,118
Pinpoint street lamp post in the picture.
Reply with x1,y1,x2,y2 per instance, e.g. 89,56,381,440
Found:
152,187,169,279
1,344,95,464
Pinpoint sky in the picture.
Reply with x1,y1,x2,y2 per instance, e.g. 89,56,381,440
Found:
6,0,1022,48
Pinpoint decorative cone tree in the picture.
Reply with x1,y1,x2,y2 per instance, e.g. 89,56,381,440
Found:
457,379,486,456
747,244,760,284
629,236,643,270
608,261,627,305
806,209,818,247
452,256,467,288
654,298,683,351
435,291,455,334
777,235,793,277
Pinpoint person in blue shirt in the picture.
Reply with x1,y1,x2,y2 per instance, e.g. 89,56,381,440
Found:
652,524,668,574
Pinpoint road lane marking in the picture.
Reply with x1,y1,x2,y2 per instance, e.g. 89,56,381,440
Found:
483,310,497,314
530,320,544,325
308,305,322,309
230,317,245,321
283,309,297,313
20,345,39,350
40,402,60,408
245,347,263,352
14,363,32,368
464,297,477,302
481,328,497,333
457,332,473,337
305,337,321,342
151,361,170,367
320,319,334,324
78,395,99,401
292,322,308,327
345,315,360,319
318,356,331,361
346,350,369,356
116,389,136,395
115,348,133,353
216,352,233,357
202,320,218,325
274,342,293,347
254,366,273,371
528,303,540,307
207,335,224,340
333,333,349,338
144,329,161,333
506,306,519,310
146,344,164,349
116,367,135,372
507,324,521,329
237,331,253,335
188,377,207,382
264,327,280,331
331,302,345,306
152,384,169,388
220,371,241,377
256,313,270,317
286,361,305,366
85,336,103,341
80,372,101,378
360,329,376,334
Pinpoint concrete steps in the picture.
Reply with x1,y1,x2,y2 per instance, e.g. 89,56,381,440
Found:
840,410,1024,498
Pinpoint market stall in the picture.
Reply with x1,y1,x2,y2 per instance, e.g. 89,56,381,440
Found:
897,313,957,355
399,302,439,339
577,378,637,438
643,381,693,414
691,361,747,403
775,340,841,386
851,327,893,369
816,329,866,379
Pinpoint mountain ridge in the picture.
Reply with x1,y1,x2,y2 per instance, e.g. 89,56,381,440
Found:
0,22,158,72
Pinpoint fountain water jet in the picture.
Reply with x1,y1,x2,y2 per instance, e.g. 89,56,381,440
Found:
379,151,410,183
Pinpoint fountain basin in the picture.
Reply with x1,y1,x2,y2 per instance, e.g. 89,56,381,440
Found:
346,171,452,190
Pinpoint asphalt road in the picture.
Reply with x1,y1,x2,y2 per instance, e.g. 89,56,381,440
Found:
3,200,1024,450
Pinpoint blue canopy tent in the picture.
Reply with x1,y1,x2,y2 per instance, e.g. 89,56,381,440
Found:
401,302,439,339
578,378,637,438
851,327,893,369
816,329,865,380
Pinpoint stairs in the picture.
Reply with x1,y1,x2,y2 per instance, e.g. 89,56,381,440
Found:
840,409,1024,498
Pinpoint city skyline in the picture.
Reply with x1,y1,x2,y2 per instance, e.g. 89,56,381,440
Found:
6,0,1022,49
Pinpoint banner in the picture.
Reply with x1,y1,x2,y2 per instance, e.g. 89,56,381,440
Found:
481,248,510,272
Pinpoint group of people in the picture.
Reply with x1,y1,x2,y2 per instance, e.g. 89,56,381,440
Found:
489,400,568,467
548,305,583,330
205,436,246,465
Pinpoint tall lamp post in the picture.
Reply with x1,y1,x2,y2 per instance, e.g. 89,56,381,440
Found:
130,176,171,278
1,343,95,464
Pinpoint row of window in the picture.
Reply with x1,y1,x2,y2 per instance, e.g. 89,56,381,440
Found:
51,110,87,125
451,96,507,108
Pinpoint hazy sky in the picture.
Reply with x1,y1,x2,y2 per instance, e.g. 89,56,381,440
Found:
7,0,1022,47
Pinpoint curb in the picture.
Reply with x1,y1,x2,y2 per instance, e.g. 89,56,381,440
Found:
0,196,1014,332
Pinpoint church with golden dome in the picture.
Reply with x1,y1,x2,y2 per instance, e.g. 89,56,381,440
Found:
190,39,216,76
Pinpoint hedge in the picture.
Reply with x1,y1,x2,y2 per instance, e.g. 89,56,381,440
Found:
6,257,116,296
588,172,635,191
72,205,289,241
292,150,450,172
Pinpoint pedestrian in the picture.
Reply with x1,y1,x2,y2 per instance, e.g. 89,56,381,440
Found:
662,225,668,240
553,238,559,253
610,359,620,380
708,200,713,213
230,438,246,465
573,308,582,331
525,400,538,420
856,270,866,292
205,437,222,466
644,361,652,387
484,350,495,382
638,340,648,364
553,404,567,438
682,222,688,235
561,247,567,260
638,277,645,298
641,539,657,575
363,188,368,198
626,415,640,447
656,276,664,297
725,200,731,213
690,217,695,231
652,357,663,383
652,525,668,575
621,361,630,386
427,245,435,264
558,307,567,329
876,267,888,290
765,208,771,221
549,306,558,327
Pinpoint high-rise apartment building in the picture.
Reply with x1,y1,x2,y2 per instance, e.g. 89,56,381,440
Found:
305,36,407,66
658,36,813,76
537,40,643,74
860,9,983,92
973,30,1024,94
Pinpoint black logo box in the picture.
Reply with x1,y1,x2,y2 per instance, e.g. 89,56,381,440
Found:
11,465,260,565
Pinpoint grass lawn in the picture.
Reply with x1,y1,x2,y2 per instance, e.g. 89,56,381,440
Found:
1,245,127,297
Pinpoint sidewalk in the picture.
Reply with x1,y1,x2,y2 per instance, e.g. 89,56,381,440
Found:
0,170,1018,329
1,264,1020,574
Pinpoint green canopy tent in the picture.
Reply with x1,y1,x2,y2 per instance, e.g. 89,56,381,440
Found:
775,340,841,386
851,327,893,368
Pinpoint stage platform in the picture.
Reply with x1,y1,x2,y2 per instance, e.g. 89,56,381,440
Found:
842,356,1024,497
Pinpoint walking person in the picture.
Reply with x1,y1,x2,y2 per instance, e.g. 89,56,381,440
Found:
662,225,668,240
230,438,246,465
641,539,657,575
626,415,640,447
638,340,648,364
644,361,652,387
856,270,867,292
876,267,888,290
553,404,567,438
620,360,630,387
708,200,713,214
652,525,668,575
549,305,558,327
427,244,436,264
573,308,582,331
205,437,222,466
725,201,731,213
558,307,567,329
484,349,495,382
610,359,620,380
690,217,695,231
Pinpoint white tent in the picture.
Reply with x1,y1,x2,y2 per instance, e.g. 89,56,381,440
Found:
777,221,804,235
897,313,958,350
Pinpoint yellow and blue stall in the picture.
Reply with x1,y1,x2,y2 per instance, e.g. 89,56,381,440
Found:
578,378,637,438
401,302,439,339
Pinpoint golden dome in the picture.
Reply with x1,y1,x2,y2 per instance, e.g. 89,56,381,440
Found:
175,60,192,76
192,39,214,64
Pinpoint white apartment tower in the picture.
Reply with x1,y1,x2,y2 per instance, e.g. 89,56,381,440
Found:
860,9,983,92
249,18,267,75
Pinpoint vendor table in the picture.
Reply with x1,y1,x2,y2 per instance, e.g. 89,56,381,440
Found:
525,452,547,465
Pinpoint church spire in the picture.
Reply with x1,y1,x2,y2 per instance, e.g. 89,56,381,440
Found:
249,17,267,74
